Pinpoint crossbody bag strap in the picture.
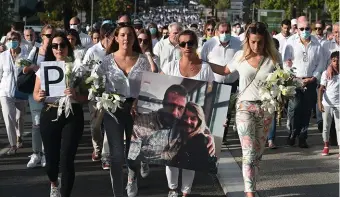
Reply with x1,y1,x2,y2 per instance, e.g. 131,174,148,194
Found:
236,56,265,100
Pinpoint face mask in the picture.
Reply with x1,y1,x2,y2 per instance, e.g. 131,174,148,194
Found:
235,27,241,34
219,33,231,43
70,24,79,31
300,30,311,40
149,28,157,35
6,40,19,49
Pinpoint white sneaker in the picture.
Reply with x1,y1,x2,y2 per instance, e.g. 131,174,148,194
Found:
27,153,41,168
41,155,46,167
50,177,61,197
126,178,138,197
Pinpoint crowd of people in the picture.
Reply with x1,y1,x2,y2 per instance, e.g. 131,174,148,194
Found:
0,11,339,198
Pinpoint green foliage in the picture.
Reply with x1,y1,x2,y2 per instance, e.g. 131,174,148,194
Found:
215,0,230,10
99,0,133,20
0,0,13,36
325,0,339,22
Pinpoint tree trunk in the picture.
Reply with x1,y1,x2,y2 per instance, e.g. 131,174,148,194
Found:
63,4,73,30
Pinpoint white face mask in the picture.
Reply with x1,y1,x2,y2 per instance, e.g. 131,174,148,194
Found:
235,27,241,34
70,24,79,31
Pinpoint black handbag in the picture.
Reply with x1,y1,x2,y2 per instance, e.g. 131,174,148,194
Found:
17,47,39,94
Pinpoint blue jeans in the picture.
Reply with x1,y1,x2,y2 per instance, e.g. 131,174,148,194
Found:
268,113,276,141
28,94,44,153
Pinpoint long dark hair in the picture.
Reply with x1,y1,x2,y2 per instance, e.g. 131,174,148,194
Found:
66,29,82,47
45,31,74,61
106,24,142,54
137,28,154,56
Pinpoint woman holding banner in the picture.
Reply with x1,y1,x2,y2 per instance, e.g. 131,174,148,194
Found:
33,32,87,197
0,31,29,155
96,23,151,197
25,24,55,168
161,30,214,197
208,22,281,197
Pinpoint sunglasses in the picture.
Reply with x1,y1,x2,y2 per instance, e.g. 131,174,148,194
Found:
178,40,195,48
299,27,311,31
315,27,323,30
51,43,67,50
206,28,213,32
117,22,132,27
43,34,52,38
248,22,267,35
138,38,149,44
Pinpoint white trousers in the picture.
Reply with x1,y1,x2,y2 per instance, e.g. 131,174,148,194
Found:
166,166,195,194
322,106,340,144
0,97,26,147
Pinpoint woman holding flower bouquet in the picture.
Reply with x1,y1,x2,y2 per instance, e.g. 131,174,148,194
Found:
0,31,29,155
208,22,282,197
33,32,87,197
25,24,55,168
96,23,151,197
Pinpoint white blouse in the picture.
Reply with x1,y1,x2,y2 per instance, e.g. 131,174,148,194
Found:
97,53,151,98
0,49,28,97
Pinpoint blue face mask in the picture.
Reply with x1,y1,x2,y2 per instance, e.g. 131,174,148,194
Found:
6,40,19,49
219,33,231,43
149,28,157,35
300,30,311,40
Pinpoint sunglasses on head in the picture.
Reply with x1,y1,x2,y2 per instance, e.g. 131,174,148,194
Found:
247,22,267,35
299,27,311,31
138,38,149,44
43,34,52,38
178,40,195,48
51,43,67,50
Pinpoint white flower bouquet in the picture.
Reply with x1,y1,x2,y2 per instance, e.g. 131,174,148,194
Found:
259,65,304,125
85,61,126,119
16,58,32,67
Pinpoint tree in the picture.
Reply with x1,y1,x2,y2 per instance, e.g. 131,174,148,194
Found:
99,0,133,20
0,0,13,36
325,0,339,22
215,0,230,10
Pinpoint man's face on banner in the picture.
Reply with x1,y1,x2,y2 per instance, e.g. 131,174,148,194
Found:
163,92,187,121
182,109,199,135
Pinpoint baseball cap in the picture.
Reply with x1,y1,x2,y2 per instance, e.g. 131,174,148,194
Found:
291,19,297,25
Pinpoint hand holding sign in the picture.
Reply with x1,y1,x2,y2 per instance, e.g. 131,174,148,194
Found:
38,89,46,102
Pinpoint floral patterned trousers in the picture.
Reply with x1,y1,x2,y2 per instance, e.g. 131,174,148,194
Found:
236,101,273,192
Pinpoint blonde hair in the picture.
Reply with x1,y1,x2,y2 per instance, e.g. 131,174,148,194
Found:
241,22,279,64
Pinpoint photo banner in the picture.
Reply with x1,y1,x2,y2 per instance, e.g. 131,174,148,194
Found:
40,61,66,97
128,72,232,174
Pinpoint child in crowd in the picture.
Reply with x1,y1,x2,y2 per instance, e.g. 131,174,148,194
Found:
318,51,340,158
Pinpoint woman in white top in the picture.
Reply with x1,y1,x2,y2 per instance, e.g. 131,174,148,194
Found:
137,28,158,72
33,32,88,197
0,31,29,155
96,24,151,197
209,22,281,197
24,24,55,168
147,23,160,48
161,30,214,197
66,29,85,60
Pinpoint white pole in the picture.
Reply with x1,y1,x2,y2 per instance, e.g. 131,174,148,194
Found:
91,0,93,31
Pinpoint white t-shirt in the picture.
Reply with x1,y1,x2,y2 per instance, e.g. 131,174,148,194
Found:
162,60,215,82
227,50,280,102
320,71,339,107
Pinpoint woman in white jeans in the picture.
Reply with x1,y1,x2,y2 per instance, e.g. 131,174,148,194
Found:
25,25,55,167
0,31,29,155
161,30,215,197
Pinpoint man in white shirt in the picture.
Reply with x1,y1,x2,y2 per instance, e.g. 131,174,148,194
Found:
274,19,291,56
23,28,40,52
201,21,242,84
322,22,340,66
314,20,327,45
290,19,298,35
283,16,325,148
83,23,115,170
153,22,182,70
69,17,92,48
231,23,241,39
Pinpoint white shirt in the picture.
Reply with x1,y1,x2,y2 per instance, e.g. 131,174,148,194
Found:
79,32,92,48
162,60,215,82
97,54,151,98
315,35,328,46
227,50,280,102
322,39,340,67
283,35,325,80
273,33,291,56
152,38,159,48
201,36,242,83
153,38,181,70
82,42,107,64
0,49,28,97
320,71,339,107
238,32,245,42
27,46,45,66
